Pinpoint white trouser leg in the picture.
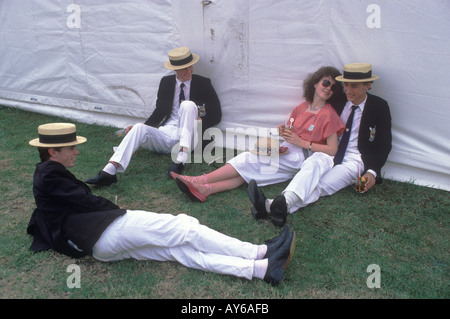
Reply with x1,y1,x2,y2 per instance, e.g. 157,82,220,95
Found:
92,210,257,279
283,152,333,213
128,245,255,280
178,100,199,150
109,123,176,172
286,153,363,212
169,101,201,163
110,102,200,170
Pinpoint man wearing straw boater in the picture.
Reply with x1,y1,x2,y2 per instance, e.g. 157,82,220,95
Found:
27,123,295,286
248,63,392,226
86,46,221,186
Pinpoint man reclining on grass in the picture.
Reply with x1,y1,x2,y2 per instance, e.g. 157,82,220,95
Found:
27,122,295,286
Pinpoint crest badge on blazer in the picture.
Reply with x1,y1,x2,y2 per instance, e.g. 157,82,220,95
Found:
369,126,376,142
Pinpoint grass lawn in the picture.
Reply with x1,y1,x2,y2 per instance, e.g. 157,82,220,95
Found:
0,105,448,300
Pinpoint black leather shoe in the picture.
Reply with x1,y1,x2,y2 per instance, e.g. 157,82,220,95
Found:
85,171,117,186
263,231,296,286
168,162,184,178
247,180,269,219
264,225,290,259
270,195,288,227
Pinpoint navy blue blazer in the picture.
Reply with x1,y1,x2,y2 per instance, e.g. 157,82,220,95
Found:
335,93,392,184
27,161,126,258
144,74,222,132
358,93,392,183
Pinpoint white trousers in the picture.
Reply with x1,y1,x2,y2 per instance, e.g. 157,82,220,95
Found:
92,210,258,280
110,101,199,172
285,152,363,213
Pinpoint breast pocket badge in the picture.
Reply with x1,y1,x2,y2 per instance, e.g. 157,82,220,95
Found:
369,126,376,142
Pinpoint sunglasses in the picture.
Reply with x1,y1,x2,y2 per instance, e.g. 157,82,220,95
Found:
321,79,340,93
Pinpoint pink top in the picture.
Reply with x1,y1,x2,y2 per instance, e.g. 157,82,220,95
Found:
289,102,345,145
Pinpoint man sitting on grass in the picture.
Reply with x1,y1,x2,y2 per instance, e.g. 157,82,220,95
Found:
248,63,392,226
27,123,296,286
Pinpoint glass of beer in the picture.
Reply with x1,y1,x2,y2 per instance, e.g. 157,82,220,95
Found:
353,176,367,193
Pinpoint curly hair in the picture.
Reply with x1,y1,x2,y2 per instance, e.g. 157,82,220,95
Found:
302,66,344,103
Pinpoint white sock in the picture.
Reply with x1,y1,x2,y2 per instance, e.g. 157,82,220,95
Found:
283,191,300,213
253,259,268,280
176,150,188,164
103,162,117,175
265,199,273,213
256,244,268,260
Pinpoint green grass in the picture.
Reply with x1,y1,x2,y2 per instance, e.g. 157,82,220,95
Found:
0,105,449,299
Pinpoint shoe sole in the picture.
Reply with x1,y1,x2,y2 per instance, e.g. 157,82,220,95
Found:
282,231,296,270
85,175,117,187
251,206,269,219
86,180,116,187
175,178,206,202
270,195,288,227
271,216,286,227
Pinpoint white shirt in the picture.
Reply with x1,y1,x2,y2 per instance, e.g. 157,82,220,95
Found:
340,97,365,156
165,78,191,126
339,95,376,178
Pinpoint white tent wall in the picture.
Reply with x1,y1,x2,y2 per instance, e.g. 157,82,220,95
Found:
0,0,176,126
0,0,449,191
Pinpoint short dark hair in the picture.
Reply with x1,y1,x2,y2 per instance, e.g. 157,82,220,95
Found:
363,81,373,89
303,66,343,102
37,147,61,163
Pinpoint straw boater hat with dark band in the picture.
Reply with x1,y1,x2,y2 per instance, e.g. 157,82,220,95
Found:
29,123,86,148
164,46,199,70
335,63,379,82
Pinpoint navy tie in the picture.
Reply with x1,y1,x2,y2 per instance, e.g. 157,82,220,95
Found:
179,83,185,106
334,105,358,165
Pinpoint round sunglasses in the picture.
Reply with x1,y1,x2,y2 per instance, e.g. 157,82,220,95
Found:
321,79,340,93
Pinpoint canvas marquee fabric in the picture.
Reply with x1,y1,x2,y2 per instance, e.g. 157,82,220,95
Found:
0,0,449,191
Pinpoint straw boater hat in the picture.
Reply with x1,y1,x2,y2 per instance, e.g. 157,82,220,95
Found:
29,123,86,147
335,63,379,82
164,46,199,70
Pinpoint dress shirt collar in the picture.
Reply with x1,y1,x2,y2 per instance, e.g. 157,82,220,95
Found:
176,78,191,101
176,77,191,90
345,94,368,113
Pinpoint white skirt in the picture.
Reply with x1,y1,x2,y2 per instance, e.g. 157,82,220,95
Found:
228,142,310,186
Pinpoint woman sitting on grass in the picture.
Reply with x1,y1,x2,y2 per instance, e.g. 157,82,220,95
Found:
171,66,345,226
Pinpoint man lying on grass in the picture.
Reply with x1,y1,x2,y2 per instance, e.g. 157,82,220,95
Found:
27,122,296,286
